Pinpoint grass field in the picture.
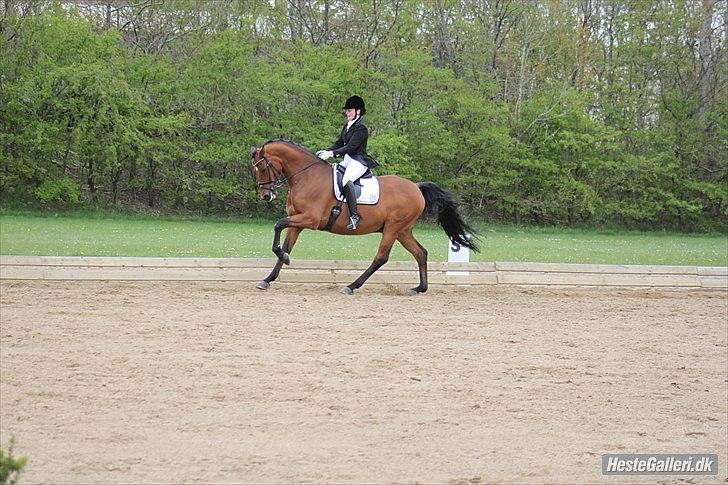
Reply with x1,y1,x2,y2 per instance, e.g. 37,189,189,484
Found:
0,212,726,265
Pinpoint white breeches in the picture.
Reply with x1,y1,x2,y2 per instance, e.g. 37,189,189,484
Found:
340,154,368,185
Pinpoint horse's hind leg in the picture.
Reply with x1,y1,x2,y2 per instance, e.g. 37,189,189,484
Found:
256,227,302,290
397,229,428,294
342,227,398,294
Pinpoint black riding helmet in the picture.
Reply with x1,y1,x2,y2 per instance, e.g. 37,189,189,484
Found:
343,95,366,115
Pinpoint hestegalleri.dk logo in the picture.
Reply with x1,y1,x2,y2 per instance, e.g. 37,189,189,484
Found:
602,454,718,475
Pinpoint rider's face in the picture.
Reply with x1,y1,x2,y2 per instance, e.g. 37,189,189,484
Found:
345,108,358,122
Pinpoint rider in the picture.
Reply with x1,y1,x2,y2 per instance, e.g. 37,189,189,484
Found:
316,95,377,230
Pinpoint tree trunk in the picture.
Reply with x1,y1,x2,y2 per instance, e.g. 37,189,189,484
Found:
698,0,714,126
87,160,97,203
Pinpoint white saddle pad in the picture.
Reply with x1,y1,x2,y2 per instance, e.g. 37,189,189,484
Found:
332,164,380,205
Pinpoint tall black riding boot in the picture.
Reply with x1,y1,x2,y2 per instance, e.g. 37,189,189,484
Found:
342,181,361,230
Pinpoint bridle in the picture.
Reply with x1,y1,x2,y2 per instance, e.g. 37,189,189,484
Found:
252,153,286,196
251,147,322,198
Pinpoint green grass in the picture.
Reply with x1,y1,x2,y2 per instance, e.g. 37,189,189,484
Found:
1,211,726,266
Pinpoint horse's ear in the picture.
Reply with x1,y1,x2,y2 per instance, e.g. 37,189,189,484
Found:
249,146,258,158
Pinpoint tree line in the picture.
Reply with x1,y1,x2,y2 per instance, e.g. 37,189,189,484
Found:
1,0,726,230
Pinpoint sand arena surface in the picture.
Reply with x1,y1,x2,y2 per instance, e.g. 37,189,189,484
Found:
0,280,726,483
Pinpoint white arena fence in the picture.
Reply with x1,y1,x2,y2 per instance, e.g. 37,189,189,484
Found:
0,256,726,289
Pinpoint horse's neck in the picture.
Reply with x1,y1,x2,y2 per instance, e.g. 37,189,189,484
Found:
272,146,302,171
273,148,329,194
276,146,328,178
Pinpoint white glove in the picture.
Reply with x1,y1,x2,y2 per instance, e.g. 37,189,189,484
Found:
316,150,334,160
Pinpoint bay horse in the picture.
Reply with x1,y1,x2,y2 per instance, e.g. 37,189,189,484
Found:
250,140,479,294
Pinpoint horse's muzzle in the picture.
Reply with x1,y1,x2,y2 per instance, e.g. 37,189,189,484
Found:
262,192,276,202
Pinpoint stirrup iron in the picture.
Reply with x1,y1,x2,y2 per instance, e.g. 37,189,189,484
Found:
347,213,360,230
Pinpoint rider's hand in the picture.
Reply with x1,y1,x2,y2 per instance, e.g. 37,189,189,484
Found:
316,150,334,160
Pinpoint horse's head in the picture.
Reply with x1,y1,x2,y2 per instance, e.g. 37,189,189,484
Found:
251,140,324,201
250,144,284,201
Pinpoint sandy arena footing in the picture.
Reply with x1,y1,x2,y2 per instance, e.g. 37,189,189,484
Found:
1,280,726,483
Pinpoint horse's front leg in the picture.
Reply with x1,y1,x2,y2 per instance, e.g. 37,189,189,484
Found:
271,217,292,265
257,212,321,290
257,225,302,290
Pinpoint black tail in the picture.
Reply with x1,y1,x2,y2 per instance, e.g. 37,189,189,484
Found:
418,182,479,252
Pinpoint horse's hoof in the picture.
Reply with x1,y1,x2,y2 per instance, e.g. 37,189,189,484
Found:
281,253,290,265
256,281,270,290
407,289,419,296
340,286,353,295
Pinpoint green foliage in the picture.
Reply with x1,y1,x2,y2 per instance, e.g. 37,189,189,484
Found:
0,438,27,485
0,3,725,231
368,130,418,179
34,176,80,206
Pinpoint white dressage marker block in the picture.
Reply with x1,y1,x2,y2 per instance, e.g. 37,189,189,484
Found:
447,237,470,277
